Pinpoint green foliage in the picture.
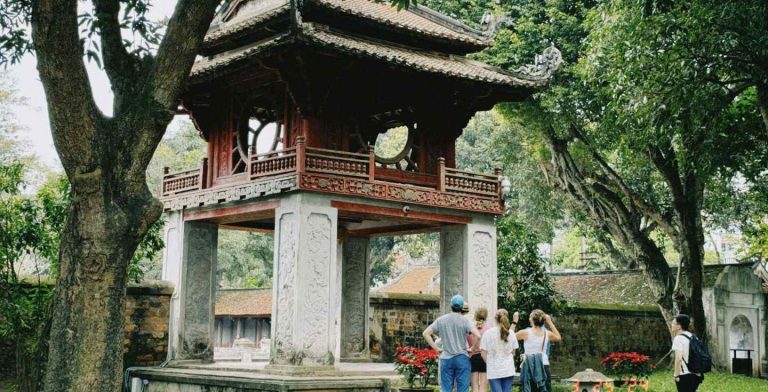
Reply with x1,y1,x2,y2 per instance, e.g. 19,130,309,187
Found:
217,230,273,289
551,369,768,392
457,111,563,241
496,215,568,321
369,236,397,286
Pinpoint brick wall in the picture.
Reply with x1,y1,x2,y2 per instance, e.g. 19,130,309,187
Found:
367,293,671,379
548,306,671,377
369,292,440,361
0,280,173,384
123,281,174,367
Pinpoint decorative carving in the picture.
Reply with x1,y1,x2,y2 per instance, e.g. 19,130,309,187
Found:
513,45,563,79
470,231,494,308
342,238,368,356
300,173,503,214
302,213,332,354
161,176,297,211
273,213,297,359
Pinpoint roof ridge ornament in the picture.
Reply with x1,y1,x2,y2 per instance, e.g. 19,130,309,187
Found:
513,44,563,80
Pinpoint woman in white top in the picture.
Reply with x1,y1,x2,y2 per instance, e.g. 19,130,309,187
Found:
480,309,519,392
514,309,562,392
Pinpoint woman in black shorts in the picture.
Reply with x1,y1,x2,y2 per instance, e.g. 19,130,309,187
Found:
468,307,490,392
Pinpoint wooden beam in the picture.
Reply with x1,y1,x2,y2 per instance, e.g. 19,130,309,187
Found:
330,200,471,224
219,224,275,234
184,199,280,223
348,223,439,237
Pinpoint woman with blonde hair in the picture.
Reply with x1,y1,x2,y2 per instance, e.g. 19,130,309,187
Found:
479,309,519,392
468,307,491,392
515,309,561,392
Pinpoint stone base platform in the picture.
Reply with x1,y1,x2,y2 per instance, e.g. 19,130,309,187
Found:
128,362,400,392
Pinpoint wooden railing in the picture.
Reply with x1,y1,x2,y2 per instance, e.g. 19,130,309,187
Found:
162,137,502,203
161,158,207,197
250,147,297,179
305,147,370,178
442,165,501,197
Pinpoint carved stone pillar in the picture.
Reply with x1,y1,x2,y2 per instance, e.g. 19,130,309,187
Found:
177,221,218,361
440,226,466,315
465,218,498,318
161,211,184,359
439,218,498,317
270,194,340,369
341,237,370,360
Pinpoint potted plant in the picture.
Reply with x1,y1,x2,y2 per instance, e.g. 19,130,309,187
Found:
601,351,654,387
393,346,438,391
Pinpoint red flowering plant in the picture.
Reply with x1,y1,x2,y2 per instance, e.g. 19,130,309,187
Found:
393,346,439,388
601,352,655,380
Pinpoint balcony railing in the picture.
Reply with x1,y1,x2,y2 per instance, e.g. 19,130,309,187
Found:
161,136,503,213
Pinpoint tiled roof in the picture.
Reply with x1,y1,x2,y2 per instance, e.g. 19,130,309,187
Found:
551,265,735,307
310,0,488,47
302,24,545,88
191,33,292,78
551,271,657,307
191,24,546,88
204,0,290,48
204,0,487,50
376,266,440,295
215,288,272,317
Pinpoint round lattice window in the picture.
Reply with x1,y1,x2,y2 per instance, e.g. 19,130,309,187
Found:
230,104,284,174
372,121,418,171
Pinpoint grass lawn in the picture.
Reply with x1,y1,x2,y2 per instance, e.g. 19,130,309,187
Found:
550,370,768,392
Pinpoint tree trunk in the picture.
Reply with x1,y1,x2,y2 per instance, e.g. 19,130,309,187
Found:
756,83,768,135
29,0,219,389
673,188,708,342
43,170,161,392
539,129,677,327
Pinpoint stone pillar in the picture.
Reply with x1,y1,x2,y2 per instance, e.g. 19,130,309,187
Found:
177,221,218,361
341,237,370,360
161,211,184,359
440,226,466,315
439,218,498,317
270,194,339,369
465,218,498,318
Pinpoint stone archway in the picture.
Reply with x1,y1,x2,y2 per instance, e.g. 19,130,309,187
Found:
729,314,755,375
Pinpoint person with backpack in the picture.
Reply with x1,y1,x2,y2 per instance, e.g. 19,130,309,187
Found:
671,314,711,392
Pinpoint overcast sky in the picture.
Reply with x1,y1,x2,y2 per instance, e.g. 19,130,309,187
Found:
7,1,188,169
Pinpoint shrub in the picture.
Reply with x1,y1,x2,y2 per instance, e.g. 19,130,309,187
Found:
601,351,654,380
393,346,438,388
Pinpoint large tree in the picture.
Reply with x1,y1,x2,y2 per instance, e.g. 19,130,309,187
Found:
412,0,768,336
1,0,221,390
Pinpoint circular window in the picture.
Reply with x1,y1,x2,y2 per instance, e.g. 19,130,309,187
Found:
375,125,409,161
373,122,417,171
231,104,283,174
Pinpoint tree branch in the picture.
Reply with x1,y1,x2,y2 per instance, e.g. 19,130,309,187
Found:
757,83,768,135
31,0,101,173
129,0,220,175
94,0,139,112
570,125,680,242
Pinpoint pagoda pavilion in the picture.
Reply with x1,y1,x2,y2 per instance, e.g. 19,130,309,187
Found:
157,0,560,375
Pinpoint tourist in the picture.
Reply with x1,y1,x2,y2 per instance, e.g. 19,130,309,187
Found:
423,295,482,392
468,307,491,392
480,309,518,392
671,314,703,392
516,309,561,392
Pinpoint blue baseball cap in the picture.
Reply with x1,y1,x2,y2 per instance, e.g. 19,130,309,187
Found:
450,295,464,311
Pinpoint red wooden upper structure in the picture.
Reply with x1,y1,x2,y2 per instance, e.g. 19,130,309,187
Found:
161,0,561,215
